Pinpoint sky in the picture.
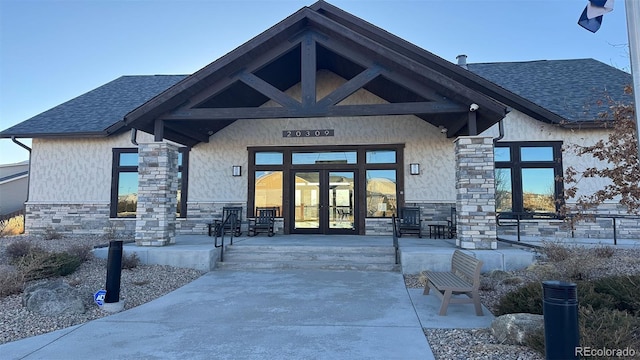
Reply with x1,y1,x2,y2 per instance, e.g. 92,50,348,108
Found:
0,0,633,165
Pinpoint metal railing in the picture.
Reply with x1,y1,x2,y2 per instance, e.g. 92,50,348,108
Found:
496,211,640,245
214,213,238,262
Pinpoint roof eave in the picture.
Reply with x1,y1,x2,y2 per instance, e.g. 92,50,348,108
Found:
0,131,110,139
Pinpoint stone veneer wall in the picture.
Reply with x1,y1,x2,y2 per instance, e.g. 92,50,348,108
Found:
497,203,640,240
455,136,497,249
26,202,112,235
135,143,179,246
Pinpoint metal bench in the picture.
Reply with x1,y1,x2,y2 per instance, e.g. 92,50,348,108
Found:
422,250,484,316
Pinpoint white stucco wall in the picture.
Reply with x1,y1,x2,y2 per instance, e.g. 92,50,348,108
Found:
29,132,155,202
481,110,613,200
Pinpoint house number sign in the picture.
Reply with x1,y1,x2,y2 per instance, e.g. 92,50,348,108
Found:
283,129,334,138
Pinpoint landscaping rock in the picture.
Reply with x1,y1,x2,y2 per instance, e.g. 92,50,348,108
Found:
491,313,544,345
22,279,85,316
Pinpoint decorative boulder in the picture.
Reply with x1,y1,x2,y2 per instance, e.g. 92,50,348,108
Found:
491,313,544,345
22,279,86,316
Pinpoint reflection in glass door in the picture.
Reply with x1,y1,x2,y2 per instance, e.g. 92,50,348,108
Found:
294,172,320,230
292,170,357,234
328,172,355,231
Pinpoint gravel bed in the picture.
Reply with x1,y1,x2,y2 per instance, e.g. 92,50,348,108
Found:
0,235,204,345
2,235,638,359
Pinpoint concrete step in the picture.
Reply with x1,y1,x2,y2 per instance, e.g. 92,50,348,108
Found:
216,261,401,272
216,245,400,272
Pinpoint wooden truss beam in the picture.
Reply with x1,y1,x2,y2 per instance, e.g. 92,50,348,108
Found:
160,101,466,121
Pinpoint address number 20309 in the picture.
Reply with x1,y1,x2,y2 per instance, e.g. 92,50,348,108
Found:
283,129,334,138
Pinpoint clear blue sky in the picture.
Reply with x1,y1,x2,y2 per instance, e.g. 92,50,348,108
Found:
0,0,632,165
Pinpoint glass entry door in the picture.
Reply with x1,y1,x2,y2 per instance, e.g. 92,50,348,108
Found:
292,170,356,234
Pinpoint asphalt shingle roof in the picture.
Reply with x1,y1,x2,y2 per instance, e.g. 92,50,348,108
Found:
0,75,186,137
467,59,633,122
0,59,633,138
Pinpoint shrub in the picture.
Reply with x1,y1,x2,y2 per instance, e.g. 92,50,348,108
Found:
525,306,640,358
0,214,24,237
479,277,498,291
497,275,640,317
43,227,62,240
15,252,82,281
539,242,571,262
579,306,640,355
0,266,25,297
592,245,615,258
5,240,38,261
496,282,543,315
121,252,140,269
66,244,94,262
590,275,640,315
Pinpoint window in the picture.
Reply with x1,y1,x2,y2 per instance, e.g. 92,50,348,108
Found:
494,142,563,214
292,151,357,164
366,169,397,217
366,150,396,164
247,145,404,223
111,148,188,218
254,170,283,215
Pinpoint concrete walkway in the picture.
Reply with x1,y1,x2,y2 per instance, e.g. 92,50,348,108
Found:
0,268,494,360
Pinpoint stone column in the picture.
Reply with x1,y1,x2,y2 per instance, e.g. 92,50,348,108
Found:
455,136,497,249
135,142,179,246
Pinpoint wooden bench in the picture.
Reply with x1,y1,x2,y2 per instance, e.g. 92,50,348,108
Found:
422,250,484,316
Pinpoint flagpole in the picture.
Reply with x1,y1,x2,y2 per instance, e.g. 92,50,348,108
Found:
625,0,640,161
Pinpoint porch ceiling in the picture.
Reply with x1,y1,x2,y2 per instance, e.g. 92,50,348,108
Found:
122,2,507,147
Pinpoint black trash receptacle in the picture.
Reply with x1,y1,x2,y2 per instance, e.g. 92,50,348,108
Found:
542,280,579,360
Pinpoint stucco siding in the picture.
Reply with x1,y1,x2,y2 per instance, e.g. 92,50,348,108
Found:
29,132,154,202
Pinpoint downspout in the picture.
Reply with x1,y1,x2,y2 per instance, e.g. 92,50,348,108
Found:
130,128,138,146
493,107,508,144
493,119,505,144
11,137,31,234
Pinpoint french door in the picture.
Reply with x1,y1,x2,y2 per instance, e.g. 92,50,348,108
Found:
291,170,357,234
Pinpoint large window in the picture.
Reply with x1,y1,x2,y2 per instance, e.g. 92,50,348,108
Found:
254,170,283,215
111,148,188,218
248,145,403,222
494,142,563,214
366,169,397,217
365,150,397,218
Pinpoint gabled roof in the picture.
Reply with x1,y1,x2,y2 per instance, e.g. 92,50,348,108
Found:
119,0,509,146
0,1,633,144
468,59,633,124
0,75,186,138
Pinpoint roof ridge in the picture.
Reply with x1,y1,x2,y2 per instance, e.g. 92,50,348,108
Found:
468,58,597,66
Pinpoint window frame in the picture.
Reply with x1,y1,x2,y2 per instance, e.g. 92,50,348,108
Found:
247,144,405,233
110,147,188,218
494,141,564,215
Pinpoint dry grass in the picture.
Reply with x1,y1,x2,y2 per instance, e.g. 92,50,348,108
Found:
0,215,24,237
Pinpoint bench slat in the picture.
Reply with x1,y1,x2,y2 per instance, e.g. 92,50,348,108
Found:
424,271,472,291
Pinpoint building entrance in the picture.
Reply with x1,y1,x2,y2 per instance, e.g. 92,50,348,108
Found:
292,170,357,235
248,145,403,236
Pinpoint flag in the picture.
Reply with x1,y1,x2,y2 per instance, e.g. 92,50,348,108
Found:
578,0,614,32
